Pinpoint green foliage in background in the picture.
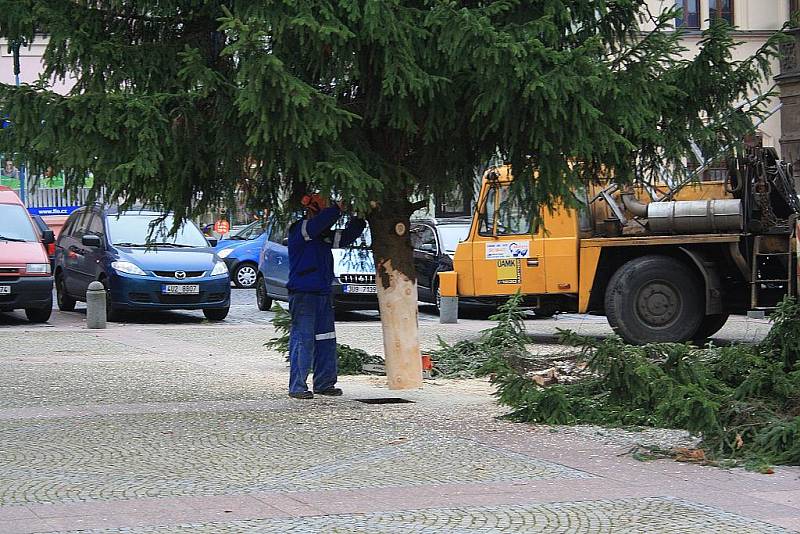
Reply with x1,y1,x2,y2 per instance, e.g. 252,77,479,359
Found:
0,1,787,245
265,302,382,375
481,297,800,466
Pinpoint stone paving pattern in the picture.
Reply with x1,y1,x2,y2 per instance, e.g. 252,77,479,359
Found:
59,498,792,533
0,299,798,533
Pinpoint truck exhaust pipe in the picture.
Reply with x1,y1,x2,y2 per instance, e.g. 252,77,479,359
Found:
621,190,743,234
620,191,648,217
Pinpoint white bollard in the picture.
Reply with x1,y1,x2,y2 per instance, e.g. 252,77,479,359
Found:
86,281,107,329
439,296,458,324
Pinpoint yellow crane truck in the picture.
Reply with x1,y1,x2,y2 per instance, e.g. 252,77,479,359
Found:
439,148,799,344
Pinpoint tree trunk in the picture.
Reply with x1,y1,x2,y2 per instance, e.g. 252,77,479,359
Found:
368,204,423,390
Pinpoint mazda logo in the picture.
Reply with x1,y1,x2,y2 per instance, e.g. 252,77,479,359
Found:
174,271,186,280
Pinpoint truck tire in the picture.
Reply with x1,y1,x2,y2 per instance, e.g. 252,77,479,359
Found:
692,313,729,344
605,255,703,345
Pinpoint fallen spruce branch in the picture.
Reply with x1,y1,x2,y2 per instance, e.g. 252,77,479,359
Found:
477,295,800,468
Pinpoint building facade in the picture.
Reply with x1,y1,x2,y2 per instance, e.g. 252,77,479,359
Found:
0,37,73,92
646,1,791,158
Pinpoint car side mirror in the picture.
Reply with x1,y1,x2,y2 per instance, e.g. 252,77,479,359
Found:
282,238,289,246
207,237,218,247
42,230,55,245
81,234,102,248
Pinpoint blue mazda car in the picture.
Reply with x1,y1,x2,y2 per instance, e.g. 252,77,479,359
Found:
54,207,231,321
214,220,269,288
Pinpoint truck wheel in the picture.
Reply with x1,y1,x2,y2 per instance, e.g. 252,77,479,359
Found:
25,306,52,323
533,306,557,318
692,314,729,344
56,274,76,312
256,277,272,311
605,255,703,344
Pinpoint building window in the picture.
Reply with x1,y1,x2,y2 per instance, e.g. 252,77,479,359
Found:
676,0,701,29
710,0,735,25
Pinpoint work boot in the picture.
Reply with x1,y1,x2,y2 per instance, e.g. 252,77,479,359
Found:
289,391,314,400
314,387,343,396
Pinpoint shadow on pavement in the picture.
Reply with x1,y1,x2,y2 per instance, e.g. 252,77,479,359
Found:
0,311,36,326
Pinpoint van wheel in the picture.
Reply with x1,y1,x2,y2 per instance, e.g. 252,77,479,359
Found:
56,274,76,311
256,277,272,311
26,305,52,323
204,307,229,321
692,314,729,344
605,255,703,345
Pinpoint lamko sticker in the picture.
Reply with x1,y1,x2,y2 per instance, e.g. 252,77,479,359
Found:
496,259,521,284
485,240,530,260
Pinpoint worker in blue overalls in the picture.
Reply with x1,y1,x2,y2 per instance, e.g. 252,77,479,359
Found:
287,193,367,399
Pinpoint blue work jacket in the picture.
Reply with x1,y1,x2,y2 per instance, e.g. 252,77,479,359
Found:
287,206,367,294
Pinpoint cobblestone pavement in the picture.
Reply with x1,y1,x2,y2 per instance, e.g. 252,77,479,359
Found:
58,497,792,533
0,292,798,533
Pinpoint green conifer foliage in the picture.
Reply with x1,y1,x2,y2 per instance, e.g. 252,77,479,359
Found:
0,0,779,245
0,1,787,281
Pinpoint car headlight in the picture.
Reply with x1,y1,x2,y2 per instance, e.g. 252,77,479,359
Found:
217,248,233,259
210,261,228,276
26,263,51,274
111,261,146,276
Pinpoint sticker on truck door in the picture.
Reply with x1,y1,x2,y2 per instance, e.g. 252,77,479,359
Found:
496,259,521,284
486,241,530,259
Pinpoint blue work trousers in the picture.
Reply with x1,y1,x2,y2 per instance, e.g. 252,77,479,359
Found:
288,292,337,394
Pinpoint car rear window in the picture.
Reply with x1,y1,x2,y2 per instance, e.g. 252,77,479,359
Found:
0,204,39,242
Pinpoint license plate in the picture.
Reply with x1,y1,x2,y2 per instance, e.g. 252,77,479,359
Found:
343,284,377,294
162,284,200,295
0,286,9,295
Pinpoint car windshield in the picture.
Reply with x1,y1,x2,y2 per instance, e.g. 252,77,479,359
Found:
0,204,39,242
437,224,470,254
333,219,371,248
108,213,209,248
230,220,268,240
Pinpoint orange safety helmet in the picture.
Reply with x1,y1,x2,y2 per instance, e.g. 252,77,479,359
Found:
301,193,327,213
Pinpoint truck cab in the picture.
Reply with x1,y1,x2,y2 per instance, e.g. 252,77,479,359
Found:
451,166,581,316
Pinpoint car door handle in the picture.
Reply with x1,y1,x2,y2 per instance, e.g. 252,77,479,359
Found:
527,258,540,267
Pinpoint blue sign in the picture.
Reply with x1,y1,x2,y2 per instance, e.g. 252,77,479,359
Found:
27,206,79,216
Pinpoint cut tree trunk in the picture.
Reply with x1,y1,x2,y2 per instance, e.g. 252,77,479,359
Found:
368,206,423,390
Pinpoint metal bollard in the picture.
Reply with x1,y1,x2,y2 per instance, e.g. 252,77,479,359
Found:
439,296,458,324
86,281,107,329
